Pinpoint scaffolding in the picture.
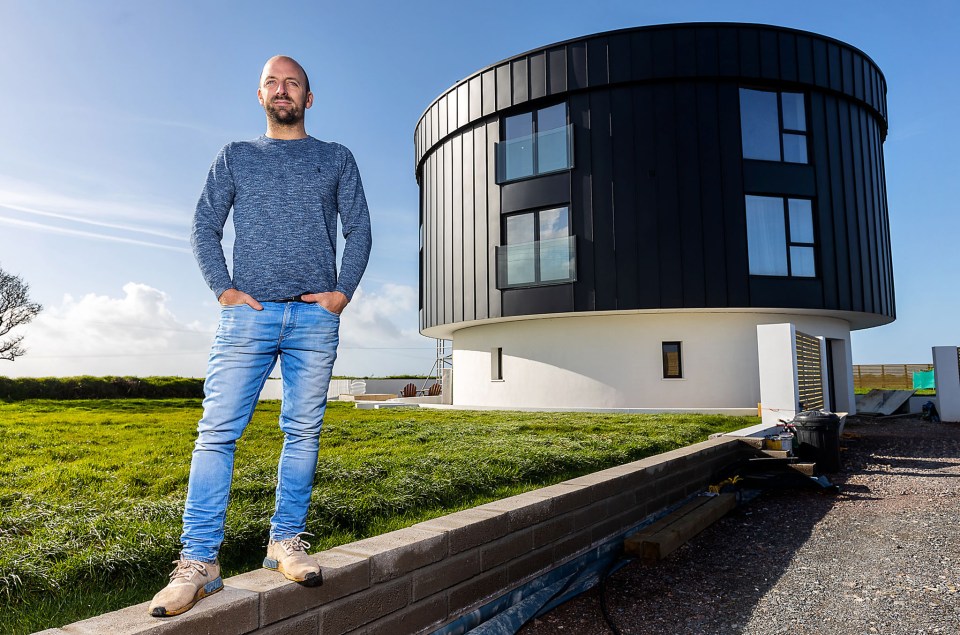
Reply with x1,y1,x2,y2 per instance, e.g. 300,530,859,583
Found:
421,338,452,393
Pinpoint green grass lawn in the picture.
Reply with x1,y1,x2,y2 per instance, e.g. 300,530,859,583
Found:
0,399,753,633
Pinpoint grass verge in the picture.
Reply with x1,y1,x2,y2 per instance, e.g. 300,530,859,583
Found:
0,399,753,633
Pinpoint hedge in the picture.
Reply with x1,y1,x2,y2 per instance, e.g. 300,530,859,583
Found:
0,376,205,401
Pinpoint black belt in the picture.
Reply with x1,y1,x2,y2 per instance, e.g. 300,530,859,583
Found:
268,294,311,303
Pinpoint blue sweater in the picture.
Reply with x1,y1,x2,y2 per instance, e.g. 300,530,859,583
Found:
191,135,372,301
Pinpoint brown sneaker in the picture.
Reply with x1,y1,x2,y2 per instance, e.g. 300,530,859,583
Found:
148,558,223,617
263,532,323,587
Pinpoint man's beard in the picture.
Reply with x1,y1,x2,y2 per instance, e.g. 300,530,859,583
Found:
265,98,303,125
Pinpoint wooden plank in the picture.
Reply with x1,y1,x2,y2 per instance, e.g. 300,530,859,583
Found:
624,494,736,563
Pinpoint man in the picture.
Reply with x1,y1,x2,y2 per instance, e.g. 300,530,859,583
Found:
149,55,372,617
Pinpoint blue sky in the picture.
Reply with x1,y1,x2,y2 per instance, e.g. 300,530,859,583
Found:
0,0,957,377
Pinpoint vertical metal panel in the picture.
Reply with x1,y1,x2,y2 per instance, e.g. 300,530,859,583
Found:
653,83,683,308
675,82,705,307
837,99,863,312
840,47,854,95
611,86,638,307
809,92,839,310
796,35,814,84
717,83,749,307
511,58,528,105
812,38,829,89
865,111,883,315
696,83,728,307
481,69,496,116
589,89,617,310
529,51,546,100
716,26,739,77
652,29,676,79
474,126,489,319
853,54,865,102
443,140,454,324
824,94,851,310
674,28,696,77
587,37,609,87
827,44,842,92
695,27,719,76
569,92,594,310
779,31,797,82
486,121,501,318
634,85,660,308
462,128,476,322
420,154,435,329
841,49,854,96
849,107,874,311
438,95,448,140
547,46,567,95
608,33,632,84
469,76,482,122
568,42,587,90
496,64,511,110
452,135,464,324
759,29,779,80
631,31,653,79
448,90,458,136
738,28,760,78
457,83,469,129
878,121,894,315
876,120,893,315
849,102,873,313
430,151,439,327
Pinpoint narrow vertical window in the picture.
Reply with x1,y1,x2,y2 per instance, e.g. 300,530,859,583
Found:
491,347,503,380
662,342,683,379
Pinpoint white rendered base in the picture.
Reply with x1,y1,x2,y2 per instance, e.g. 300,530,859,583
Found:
450,311,854,412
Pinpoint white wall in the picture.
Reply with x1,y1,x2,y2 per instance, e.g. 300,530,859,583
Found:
933,346,960,422
451,312,852,411
757,323,798,426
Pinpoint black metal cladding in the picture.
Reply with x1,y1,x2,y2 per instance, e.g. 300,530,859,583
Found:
414,23,894,333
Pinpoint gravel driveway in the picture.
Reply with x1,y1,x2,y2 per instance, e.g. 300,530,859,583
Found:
520,417,960,635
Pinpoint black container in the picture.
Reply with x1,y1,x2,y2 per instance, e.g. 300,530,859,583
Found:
792,410,842,473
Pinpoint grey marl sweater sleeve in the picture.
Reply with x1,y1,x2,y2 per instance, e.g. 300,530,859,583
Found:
190,137,372,302
334,147,372,300
190,145,235,299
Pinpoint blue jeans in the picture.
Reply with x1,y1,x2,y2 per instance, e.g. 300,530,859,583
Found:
180,301,339,563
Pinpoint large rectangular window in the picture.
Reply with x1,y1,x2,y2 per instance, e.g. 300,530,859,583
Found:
496,206,576,288
746,195,816,277
496,103,573,183
662,342,683,379
740,88,808,164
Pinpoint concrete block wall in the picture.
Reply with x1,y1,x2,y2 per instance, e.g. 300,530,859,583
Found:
46,436,749,635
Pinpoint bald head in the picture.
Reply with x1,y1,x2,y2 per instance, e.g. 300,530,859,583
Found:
260,55,310,94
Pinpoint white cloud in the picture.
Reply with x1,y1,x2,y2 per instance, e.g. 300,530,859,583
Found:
3,283,214,377
2,282,436,378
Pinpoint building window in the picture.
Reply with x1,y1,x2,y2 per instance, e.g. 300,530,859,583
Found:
740,88,808,163
745,195,816,277
496,206,576,288
496,103,573,183
491,347,503,380
662,342,683,379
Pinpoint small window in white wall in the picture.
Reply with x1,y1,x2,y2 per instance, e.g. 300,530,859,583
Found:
662,342,683,379
491,347,503,381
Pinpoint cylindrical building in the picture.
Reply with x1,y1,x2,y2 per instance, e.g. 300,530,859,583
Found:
414,23,893,412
